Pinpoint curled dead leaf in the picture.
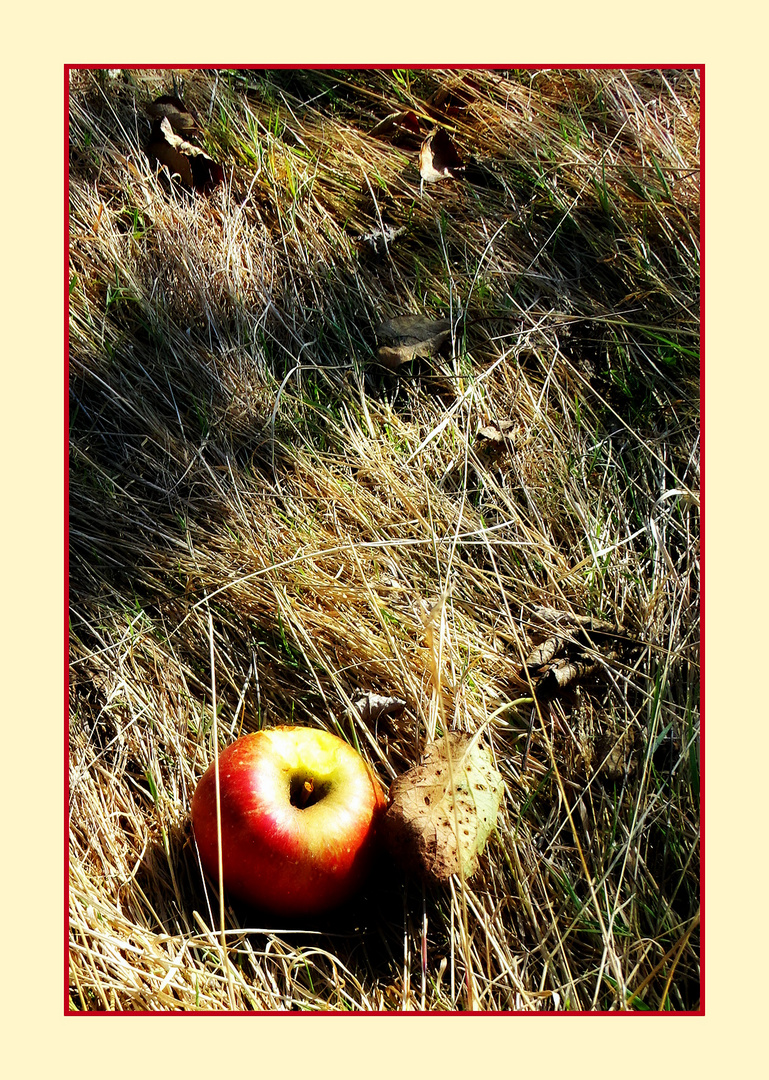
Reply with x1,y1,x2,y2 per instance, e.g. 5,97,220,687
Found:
371,109,422,142
520,605,624,696
353,690,407,724
374,314,451,370
425,84,471,121
419,128,465,184
383,732,504,885
539,657,603,694
357,224,406,254
146,95,199,137
147,116,223,193
522,635,562,672
148,117,194,186
477,418,516,445
529,606,619,637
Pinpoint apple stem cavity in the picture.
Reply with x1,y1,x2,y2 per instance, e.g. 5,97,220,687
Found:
290,773,327,809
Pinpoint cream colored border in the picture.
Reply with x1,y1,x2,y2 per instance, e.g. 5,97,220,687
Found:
8,0,765,1072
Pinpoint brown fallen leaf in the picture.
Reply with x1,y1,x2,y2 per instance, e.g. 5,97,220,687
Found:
522,635,562,672
148,117,194,186
371,109,422,141
357,223,406,254
383,732,504,885
477,418,516,445
147,116,223,193
529,606,619,637
425,84,471,121
374,314,451,370
538,656,604,694
146,94,199,137
519,606,625,696
353,690,407,724
419,128,465,184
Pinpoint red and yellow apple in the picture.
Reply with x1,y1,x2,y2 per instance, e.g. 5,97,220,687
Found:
191,725,388,917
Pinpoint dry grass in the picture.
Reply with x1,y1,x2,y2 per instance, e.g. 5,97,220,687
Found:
68,67,700,1012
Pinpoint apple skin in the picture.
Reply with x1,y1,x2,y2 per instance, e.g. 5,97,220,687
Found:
191,726,388,917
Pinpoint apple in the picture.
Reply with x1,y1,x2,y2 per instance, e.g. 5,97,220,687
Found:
191,725,388,917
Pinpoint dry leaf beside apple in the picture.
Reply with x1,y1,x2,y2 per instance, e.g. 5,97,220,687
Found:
383,732,504,885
